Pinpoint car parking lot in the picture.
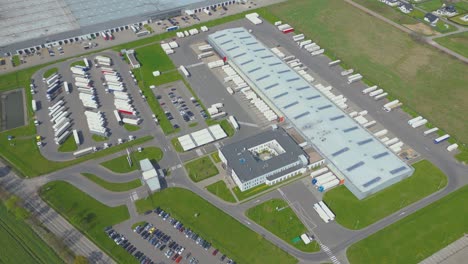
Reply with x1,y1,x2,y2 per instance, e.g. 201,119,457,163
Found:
154,81,207,132
33,51,154,158
114,207,236,264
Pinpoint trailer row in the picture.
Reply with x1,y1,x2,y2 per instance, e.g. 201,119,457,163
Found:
313,201,335,223
316,84,348,110
275,21,294,33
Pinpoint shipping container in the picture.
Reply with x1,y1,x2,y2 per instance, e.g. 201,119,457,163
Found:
179,65,190,77
73,129,81,146
373,129,388,138
55,130,71,145
411,119,427,128
122,118,140,125
228,116,239,130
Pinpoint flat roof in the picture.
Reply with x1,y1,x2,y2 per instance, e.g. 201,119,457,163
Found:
146,177,161,191
139,158,153,172
220,127,306,183
208,27,413,195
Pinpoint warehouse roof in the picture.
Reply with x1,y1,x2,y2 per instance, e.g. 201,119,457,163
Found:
220,127,307,183
208,27,413,198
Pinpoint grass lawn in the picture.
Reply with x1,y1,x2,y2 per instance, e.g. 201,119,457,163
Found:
131,221,146,230
210,152,221,163
347,184,468,264
450,13,468,25
266,0,468,144
170,137,183,152
434,31,468,58
188,122,198,127
91,134,108,142
70,60,86,67
206,181,236,203
0,124,152,177
43,68,58,79
0,203,64,264
354,0,419,24
12,55,21,67
123,123,141,132
81,173,142,192
57,135,77,152
233,173,305,202
416,0,444,12
184,156,219,182
40,181,134,263
246,199,320,252
135,188,297,264
101,146,163,173
323,160,447,229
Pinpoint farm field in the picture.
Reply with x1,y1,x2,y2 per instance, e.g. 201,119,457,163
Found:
135,188,297,264
246,199,320,252
266,0,468,145
323,160,447,229
40,181,135,263
0,203,63,264
347,184,468,264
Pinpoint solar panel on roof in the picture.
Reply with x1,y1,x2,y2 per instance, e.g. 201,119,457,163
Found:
214,34,226,39
346,161,365,172
233,52,246,58
253,48,265,52
264,83,279,90
343,126,358,133
318,104,332,110
232,30,244,33
372,152,389,159
261,55,273,59
239,36,250,40
248,67,261,73
277,70,290,74
296,86,308,91
246,42,257,46
273,92,288,99
293,111,310,120
329,115,345,121
284,101,299,109
286,77,300,82
269,62,281,66
332,147,349,157
220,39,233,45
240,59,253,66
362,177,381,188
357,138,373,146
227,46,239,51
256,75,270,81
390,166,407,175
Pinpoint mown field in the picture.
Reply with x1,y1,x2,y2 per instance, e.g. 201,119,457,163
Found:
266,0,468,144
435,31,468,58
0,203,63,264
347,184,468,264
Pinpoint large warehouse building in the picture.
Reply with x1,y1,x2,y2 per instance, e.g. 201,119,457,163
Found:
0,0,240,54
219,127,310,191
208,27,414,199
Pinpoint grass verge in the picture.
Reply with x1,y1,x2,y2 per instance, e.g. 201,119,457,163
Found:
170,137,183,153
70,61,86,67
43,68,58,79
246,199,320,252
347,184,468,264
12,55,21,67
123,123,141,132
40,181,134,263
92,134,108,142
184,156,219,182
206,181,236,203
81,173,142,192
57,135,77,152
135,188,297,264
100,146,163,173
323,160,447,229
210,152,221,163
0,203,64,264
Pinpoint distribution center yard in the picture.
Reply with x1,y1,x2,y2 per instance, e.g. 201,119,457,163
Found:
323,160,447,229
246,199,320,253
435,32,468,58
0,203,63,264
81,173,142,192
347,184,468,264
135,188,297,264
40,181,135,263
266,0,468,144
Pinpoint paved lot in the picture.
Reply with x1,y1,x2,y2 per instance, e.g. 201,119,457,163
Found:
33,51,155,160
114,210,231,264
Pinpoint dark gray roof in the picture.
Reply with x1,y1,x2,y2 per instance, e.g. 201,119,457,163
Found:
425,13,439,22
221,127,306,183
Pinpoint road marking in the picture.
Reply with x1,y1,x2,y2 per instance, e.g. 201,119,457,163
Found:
176,164,182,169
195,149,203,156
237,121,259,127
186,62,204,68
244,220,251,225
130,191,138,201
254,199,261,204
399,211,406,216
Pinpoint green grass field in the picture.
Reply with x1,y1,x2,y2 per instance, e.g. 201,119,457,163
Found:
206,180,236,203
323,160,447,229
171,137,184,152
246,199,320,252
101,146,163,173
70,60,86,67
416,0,444,12
12,55,21,67
57,135,77,152
92,134,108,142
267,0,468,145
347,184,468,264
40,181,135,263
135,188,297,264
184,156,219,182
0,125,152,177
0,203,64,264
450,13,468,25
210,152,221,163
435,31,468,58
123,123,141,132
43,68,58,79
81,173,142,192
